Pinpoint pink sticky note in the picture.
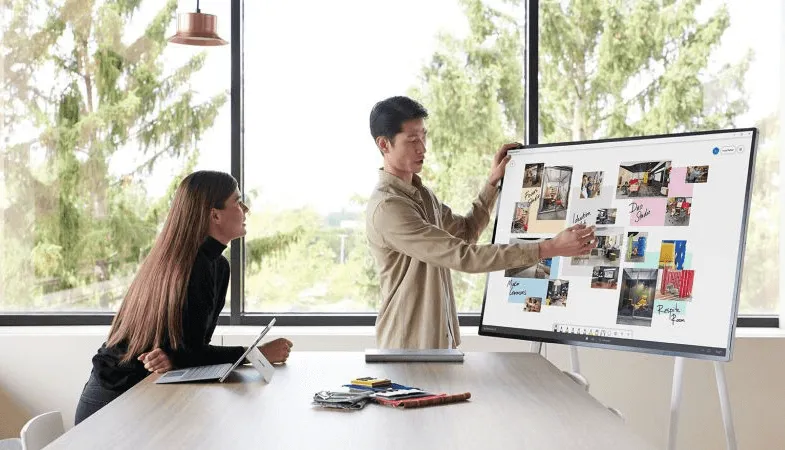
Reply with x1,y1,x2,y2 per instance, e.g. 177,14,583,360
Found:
626,198,667,226
668,167,694,197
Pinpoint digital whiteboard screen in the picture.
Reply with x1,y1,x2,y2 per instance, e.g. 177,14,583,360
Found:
479,129,757,361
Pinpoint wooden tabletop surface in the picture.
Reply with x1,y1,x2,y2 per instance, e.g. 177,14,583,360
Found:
47,352,654,450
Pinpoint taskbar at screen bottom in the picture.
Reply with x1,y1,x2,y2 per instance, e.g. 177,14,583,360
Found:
479,324,729,361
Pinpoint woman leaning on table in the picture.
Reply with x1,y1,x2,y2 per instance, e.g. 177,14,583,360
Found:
75,171,293,425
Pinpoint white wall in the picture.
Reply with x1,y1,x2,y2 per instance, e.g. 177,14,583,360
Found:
1,327,783,449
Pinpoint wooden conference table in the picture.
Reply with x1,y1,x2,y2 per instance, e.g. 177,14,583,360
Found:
48,352,654,450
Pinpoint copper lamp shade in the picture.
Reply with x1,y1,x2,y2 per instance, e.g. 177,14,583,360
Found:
168,11,228,46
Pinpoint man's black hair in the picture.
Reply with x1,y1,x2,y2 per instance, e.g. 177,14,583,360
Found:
369,96,429,144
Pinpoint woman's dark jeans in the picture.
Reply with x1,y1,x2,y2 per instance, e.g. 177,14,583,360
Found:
74,371,121,425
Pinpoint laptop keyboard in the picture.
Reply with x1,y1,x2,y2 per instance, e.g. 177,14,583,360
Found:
180,363,232,381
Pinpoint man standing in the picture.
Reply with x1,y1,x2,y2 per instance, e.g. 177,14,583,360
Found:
366,96,594,349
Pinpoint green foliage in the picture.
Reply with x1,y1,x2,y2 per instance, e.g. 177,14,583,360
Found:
739,115,780,312
244,209,338,311
239,0,777,314
1,0,227,309
243,198,379,312
246,228,306,271
407,0,774,312
327,229,381,311
539,0,749,141
2,0,776,315
409,0,522,211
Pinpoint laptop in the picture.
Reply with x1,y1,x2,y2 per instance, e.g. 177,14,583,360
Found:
155,318,277,384
365,348,464,363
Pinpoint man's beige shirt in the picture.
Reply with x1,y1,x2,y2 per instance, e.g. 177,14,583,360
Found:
366,170,541,349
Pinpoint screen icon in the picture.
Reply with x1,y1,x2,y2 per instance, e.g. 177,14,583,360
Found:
712,147,720,155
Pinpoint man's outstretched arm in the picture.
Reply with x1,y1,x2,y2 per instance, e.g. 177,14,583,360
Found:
373,197,595,274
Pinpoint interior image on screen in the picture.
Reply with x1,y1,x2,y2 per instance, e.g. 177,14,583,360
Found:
538,166,572,220
479,129,756,361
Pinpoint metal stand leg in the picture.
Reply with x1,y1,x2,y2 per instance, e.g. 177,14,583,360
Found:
570,345,581,373
667,358,737,450
714,361,738,450
532,342,588,391
530,342,542,354
667,357,685,450
564,345,588,390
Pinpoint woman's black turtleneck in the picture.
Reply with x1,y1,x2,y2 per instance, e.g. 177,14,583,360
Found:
91,236,244,392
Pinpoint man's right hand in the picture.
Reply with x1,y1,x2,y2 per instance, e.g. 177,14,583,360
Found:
539,224,596,259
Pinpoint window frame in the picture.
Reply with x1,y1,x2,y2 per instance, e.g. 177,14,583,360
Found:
0,0,778,328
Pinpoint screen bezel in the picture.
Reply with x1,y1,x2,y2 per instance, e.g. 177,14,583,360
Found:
478,128,758,362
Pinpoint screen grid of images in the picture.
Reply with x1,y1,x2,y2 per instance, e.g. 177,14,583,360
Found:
500,158,715,341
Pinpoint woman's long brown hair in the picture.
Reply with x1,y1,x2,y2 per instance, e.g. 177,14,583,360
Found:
107,171,238,362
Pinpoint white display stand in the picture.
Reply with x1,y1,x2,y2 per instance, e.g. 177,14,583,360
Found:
532,342,738,449
531,342,588,390
666,357,737,450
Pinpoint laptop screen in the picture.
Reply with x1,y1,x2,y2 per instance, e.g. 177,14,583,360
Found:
223,318,276,374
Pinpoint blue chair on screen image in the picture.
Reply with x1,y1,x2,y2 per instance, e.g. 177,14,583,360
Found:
674,240,686,270
636,237,647,258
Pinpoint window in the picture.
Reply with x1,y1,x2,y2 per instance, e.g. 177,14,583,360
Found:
0,0,230,313
242,0,519,314
2,0,777,325
538,0,781,316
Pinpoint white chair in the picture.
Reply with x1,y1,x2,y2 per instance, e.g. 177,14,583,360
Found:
20,411,64,450
0,438,22,450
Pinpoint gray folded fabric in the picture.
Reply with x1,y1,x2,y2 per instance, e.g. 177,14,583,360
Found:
312,390,373,410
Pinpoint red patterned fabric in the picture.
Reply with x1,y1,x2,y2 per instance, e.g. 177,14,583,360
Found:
374,392,471,408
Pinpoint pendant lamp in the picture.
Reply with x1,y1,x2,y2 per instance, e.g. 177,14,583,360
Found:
168,0,228,46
